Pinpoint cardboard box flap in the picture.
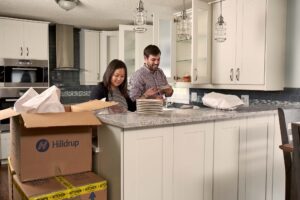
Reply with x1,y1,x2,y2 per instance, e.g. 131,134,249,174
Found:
13,175,65,198
71,100,118,112
21,112,101,128
0,108,20,120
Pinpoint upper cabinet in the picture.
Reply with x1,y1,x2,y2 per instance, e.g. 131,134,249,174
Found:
191,0,212,84
80,30,119,85
0,17,49,63
153,0,211,85
211,0,287,90
80,29,100,85
119,25,153,78
100,31,119,81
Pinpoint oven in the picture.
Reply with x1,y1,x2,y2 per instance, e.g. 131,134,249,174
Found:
0,58,49,88
0,96,19,133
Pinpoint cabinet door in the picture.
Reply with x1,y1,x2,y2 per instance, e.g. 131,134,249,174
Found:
237,0,266,85
119,25,136,77
0,19,23,59
23,21,48,60
240,115,273,200
191,0,211,84
80,30,100,85
153,13,176,83
124,127,173,200
174,122,214,200
214,119,246,200
100,31,119,81
135,25,153,71
212,0,237,85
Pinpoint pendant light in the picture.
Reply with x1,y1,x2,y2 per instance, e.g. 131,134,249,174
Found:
214,0,226,42
133,0,147,33
175,0,191,41
55,0,79,11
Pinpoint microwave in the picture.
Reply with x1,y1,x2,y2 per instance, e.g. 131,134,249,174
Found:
0,59,49,88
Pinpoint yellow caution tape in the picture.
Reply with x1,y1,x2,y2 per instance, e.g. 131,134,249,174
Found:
55,176,74,189
28,176,107,200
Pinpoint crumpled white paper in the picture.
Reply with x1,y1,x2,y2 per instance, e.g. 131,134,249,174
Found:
202,92,244,110
14,86,65,113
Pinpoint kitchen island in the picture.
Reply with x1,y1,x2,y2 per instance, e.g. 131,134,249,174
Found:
94,105,288,200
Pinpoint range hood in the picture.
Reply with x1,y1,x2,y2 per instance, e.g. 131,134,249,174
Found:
56,24,75,70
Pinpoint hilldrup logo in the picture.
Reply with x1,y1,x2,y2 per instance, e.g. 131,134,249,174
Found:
35,139,80,152
36,139,50,152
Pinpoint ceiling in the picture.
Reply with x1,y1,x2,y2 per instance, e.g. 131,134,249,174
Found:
0,0,211,30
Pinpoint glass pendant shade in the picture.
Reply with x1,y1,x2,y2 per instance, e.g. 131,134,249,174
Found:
214,0,226,42
175,0,191,41
56,0,79,11
134,0,147,33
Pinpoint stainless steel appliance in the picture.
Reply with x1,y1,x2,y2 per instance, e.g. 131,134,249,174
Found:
0,58,49,88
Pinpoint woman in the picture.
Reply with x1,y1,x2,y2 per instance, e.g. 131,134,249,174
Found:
90,59,136,112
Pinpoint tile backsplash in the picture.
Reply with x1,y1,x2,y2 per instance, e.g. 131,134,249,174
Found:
189,88,300,106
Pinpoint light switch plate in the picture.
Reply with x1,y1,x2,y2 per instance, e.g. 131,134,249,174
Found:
191,92,197,102
241,95,249,107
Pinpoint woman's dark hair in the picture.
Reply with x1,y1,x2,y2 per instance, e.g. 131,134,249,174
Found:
144,45,161,58
102,59,129,97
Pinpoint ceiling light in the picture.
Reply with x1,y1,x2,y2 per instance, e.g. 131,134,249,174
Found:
133,0,147,33
55,0,79,11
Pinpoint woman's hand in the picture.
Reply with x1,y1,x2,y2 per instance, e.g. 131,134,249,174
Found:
108,104,127,113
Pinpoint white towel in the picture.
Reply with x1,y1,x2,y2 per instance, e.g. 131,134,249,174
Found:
202,92,244,110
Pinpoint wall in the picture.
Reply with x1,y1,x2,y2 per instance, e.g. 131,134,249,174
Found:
285,0,300,87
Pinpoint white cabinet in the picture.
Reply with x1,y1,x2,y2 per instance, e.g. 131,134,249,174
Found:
95,113,284,200
80,29,100,85
119,25,153,77
214,115,276,200
175,0,211,84
174,122,214,200
100,31,119,81
0,17,48,63
211,0,287,90
214,119,245,200
242,115,274,200
153,13,176,82
124,127,173,200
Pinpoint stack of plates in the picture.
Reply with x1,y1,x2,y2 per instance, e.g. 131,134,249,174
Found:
136,99,163,114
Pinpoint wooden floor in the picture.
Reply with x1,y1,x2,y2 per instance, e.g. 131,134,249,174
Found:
0,164,9,200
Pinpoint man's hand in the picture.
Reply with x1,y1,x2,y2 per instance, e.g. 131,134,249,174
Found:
159,85,173,97
142,87,159,98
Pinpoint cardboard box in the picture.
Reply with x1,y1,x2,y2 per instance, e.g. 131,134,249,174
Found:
8,157,15,200
0,100,116,182
12,171,107,200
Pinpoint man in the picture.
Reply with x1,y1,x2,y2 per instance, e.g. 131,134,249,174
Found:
129,45,173,101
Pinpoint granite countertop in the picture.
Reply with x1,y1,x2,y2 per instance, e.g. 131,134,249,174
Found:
97,102,300,129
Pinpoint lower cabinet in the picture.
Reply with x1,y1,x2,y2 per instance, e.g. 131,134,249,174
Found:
214,119,245,200
123,127,173,200
174,122,214,200
95,114,284,200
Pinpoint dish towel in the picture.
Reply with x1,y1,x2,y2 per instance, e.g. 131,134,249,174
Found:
202,92,244,110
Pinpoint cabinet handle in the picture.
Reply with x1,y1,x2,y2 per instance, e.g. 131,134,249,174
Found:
236,68,240,81
97,73,100,80
26,47,29,56
230,68,234,81
194,68,198,81
20,47,23,56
